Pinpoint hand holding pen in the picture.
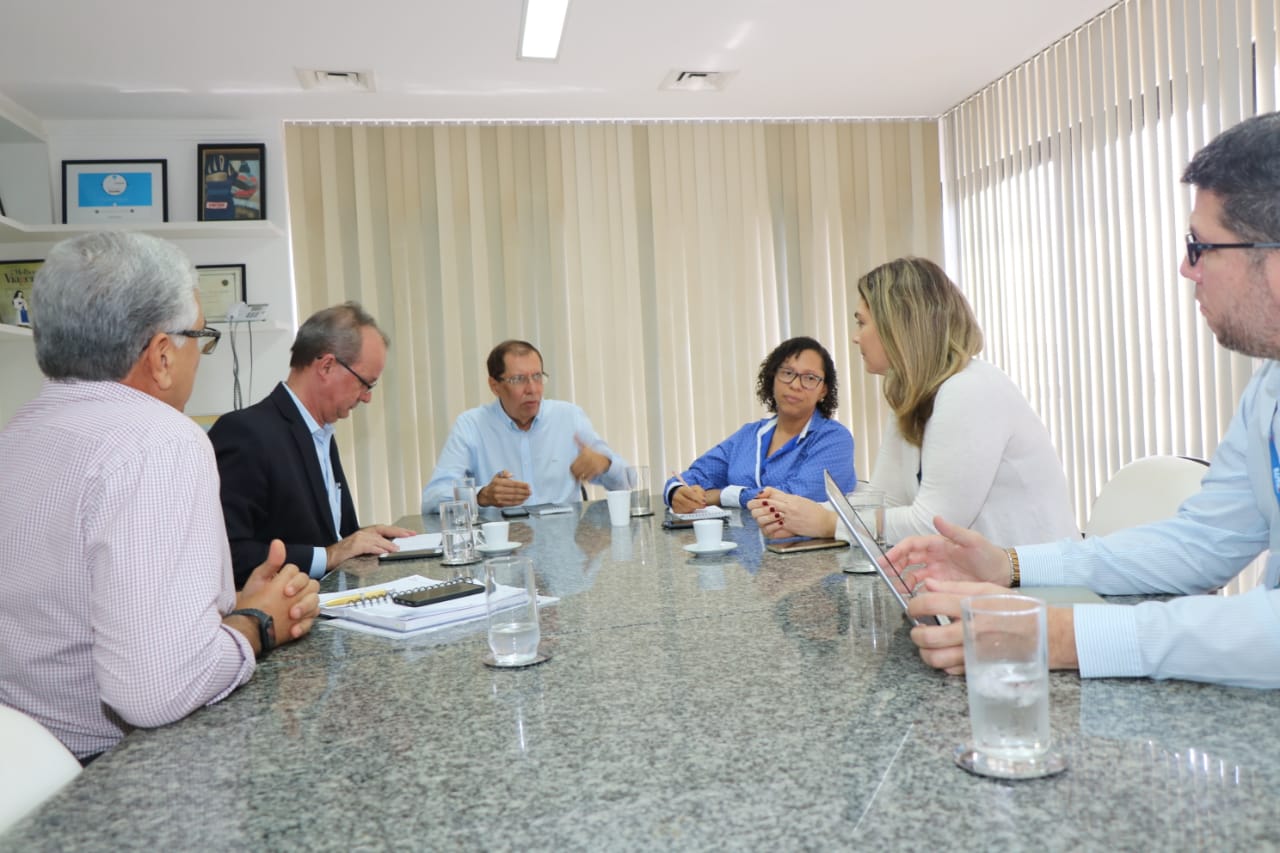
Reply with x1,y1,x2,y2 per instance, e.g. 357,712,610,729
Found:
480,470,533,508
669,470,710,514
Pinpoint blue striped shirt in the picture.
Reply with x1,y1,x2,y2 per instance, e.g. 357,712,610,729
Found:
665,412,856,508
1020,360,1280,687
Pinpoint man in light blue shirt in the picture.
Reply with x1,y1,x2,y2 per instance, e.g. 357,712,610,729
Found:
421,340,630,513
891,111,1280,688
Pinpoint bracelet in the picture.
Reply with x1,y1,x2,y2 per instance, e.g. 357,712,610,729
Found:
1005,547,1021,588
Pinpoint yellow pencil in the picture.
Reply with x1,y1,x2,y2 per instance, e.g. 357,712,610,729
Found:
323,590,389,608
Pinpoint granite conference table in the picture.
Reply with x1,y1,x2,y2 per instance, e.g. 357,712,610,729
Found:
7,502,1279,851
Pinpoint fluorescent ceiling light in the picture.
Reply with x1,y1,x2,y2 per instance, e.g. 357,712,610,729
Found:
519,0,570,60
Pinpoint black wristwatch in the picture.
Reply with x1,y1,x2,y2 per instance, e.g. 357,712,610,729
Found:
231,608,276,657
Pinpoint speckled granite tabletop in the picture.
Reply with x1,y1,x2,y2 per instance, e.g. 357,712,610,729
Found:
5,501,1279,851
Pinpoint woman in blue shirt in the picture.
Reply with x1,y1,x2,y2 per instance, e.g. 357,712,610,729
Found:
664,336,857,512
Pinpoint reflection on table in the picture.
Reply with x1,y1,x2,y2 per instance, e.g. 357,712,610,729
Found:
7,502,1277,849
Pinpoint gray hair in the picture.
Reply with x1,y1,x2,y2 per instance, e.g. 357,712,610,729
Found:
1182,111,1280,243
33,232,198,381
289,301,388,368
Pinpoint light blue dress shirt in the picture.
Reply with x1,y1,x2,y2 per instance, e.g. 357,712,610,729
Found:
282,385,340,579
663,412,857,508
422,399,629,513
1020,361,1280,687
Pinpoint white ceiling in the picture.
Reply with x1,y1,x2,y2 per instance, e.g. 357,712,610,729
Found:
0,0,1118,123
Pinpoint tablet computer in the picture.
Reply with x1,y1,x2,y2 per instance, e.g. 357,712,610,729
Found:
824,470,941,626
765,537,850,554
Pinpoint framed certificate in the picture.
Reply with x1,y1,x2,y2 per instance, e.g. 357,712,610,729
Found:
62,159,168,225
195,263,246,323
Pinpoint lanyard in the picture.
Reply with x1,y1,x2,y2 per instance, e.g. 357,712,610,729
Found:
1271,401,1280,512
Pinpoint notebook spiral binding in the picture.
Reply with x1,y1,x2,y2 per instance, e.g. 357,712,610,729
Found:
396,576,480,598
330,576,482,609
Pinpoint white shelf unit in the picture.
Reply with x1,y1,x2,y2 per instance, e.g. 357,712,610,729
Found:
0,214,283,244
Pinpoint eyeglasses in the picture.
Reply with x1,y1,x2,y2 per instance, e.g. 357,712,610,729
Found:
168,326,221,354
776,366,825,390
1185,232,1280,267
334,356,377,392
499,372,549,386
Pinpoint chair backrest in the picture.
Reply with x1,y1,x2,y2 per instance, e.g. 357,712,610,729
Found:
1084,455,1209,538
0,705,82,833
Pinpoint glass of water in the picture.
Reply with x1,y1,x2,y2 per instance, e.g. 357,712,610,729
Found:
484,556,541,667
453,476,479,524
957,594,1064,779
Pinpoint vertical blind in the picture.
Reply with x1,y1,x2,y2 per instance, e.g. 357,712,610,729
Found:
943,0,1279,526
284,121,943,523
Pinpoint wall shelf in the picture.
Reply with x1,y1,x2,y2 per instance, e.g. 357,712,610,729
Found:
0,214,283,245
0,324,33,340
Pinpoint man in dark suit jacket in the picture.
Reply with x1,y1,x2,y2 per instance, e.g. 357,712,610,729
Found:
209,302,413,587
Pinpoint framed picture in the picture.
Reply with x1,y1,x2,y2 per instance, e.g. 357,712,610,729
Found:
62,159,168,225
0,259,42,327
196,263,246,323
198,143,266,221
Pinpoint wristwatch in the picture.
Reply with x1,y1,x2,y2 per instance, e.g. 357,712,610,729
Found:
230,608,276,657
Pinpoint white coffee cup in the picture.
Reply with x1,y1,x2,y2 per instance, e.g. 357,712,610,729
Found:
606,490,631,526
693,518,722,547
481,521,510,547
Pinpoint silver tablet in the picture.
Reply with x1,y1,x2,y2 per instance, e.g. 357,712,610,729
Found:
824,471,940,626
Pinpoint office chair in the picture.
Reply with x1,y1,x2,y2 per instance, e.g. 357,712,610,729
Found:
0,705,82,833
1084,455,1209,538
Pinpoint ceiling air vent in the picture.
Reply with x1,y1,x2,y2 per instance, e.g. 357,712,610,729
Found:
295,69,376,92
660,70,734,92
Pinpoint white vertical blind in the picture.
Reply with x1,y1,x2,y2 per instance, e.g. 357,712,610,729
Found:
285,121,942,522
943,0,1278,524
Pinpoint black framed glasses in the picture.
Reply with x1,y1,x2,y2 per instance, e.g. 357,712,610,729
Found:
499,372,549,386
334,356,377,392
1185,232,1280,266
168,326,221,354
776,366,825,390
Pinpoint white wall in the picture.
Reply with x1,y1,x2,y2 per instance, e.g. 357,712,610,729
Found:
0,118,298,423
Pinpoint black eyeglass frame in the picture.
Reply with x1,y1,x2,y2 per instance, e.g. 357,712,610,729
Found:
168,326,222,354
334,355,377,392
1185,232,1280,267
775,366,826,391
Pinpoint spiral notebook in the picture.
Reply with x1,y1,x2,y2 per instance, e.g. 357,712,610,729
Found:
319,574,525,634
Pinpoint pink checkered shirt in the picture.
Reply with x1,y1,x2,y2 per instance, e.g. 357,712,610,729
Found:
0,380,255,758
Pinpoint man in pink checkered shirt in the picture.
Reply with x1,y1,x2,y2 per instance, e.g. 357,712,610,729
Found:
0,232,321,762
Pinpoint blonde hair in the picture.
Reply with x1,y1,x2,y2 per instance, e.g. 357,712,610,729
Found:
857,257,983,447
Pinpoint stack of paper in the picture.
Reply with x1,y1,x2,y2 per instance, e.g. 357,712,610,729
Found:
319,574,526,635
669,506,731,521
377,532,442,561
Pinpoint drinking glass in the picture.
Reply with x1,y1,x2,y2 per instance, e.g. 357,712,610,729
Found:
627,465,653,517
842,488,885,574
485,556,541,666
957,594,1064,778
453,476,479,524
440,499,479,565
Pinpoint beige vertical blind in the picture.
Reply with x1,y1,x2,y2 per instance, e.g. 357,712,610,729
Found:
285,121,943,521
942,0,1279,525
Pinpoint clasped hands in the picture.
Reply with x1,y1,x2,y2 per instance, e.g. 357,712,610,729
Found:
234,539,321,652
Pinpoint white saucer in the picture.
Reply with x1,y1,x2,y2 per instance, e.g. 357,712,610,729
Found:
477,542,522,556
683,541,738,556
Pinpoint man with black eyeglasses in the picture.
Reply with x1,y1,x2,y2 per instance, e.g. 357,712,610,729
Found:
421,339,630,513
0,232,320,762
894,110,1280,688
210,302,413,588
